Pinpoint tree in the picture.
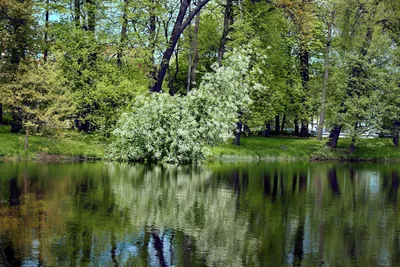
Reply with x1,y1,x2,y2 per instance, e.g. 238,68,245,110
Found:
218,0,233,66
151,0,211,93
317,6,334,141
325,0,390,151
0,63,69,150
0,0,36,132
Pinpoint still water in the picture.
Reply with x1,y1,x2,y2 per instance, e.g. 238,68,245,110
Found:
0,162,399,266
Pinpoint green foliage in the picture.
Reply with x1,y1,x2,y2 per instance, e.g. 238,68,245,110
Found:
109,51,253,163
0,62,70,133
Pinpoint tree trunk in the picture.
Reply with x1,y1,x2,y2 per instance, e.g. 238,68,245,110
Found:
299,122,309,138
152,1,189,93
117,0,129,67
349,136,356,153
151,0,211,93
299,46,309,138
43,0,49,62
24,126,29,151
186,3,193,93
394,133,399,148
87,0,97,67
74,0,81,28
233,121,243,146
275,115,280,133
326,124,341,149
10,109,22,133
263,123,271,137
0,104,3,125
281,114,286,132
148,0,157,87
171,42,180,96
294,115,299,135
218,0,233,66
349,123,358,153
317,22,332,141
189,3,201,91
393,122,399,147
233,112,243,146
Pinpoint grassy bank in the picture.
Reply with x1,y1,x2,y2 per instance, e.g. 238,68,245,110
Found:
211,136,400,162
0,125,105,161
1,124,399,163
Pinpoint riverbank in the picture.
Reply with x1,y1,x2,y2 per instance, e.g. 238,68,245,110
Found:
1,124,399,163
211,136,400,162
0,126,105,162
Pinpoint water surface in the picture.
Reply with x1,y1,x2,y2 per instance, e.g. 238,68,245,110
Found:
0,162,399,266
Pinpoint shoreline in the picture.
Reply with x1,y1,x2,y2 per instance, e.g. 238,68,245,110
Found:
1,128,399,163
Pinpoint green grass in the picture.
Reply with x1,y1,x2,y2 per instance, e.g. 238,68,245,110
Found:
211,136,400,162
1,124,398,163
0,125,105,161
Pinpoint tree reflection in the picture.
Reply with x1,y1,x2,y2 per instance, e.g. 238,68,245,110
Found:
0,162,399,266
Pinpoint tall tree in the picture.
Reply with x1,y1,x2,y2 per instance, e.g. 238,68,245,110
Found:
117,0,129,67
317,19,332,141
43,0,50,62
151,0,211,93
0,0,36,133
218,0,233,66
187,0,201,92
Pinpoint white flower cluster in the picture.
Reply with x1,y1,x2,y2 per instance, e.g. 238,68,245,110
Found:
108,50,253,164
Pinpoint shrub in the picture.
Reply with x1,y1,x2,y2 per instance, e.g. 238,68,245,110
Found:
108,50,253,163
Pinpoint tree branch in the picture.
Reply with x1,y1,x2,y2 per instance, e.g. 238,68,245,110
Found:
179,0,210,32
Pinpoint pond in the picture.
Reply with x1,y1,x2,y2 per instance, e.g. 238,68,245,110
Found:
0,161,399,266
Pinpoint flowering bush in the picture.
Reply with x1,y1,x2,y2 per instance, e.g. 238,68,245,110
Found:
108,50,253,163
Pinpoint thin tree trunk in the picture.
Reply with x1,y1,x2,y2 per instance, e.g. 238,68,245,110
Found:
149,0,157,87
171,42,180,96
326,124,341,149
189,3,201,91
275,115,280,133
218,0,232,66
233,121,243,146
43,0,49,62
281,114,286,132
393,122,399,147
0,104,3,125
294,114,299,135
349,123,358,153
87,0,97,67
24,126,29,150
317,22,332,141
151,0,211,93
186,4,193,93
117,0,129,67
233,112,243,146
299,46,309,138
350,137,356,153
74,0,80,28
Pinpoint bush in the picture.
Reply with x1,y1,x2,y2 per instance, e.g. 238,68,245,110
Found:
108,50,254,164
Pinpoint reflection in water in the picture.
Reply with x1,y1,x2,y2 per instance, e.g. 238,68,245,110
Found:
0,162,399,266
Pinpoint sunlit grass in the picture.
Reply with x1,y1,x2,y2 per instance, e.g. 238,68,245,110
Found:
0,125,105,160
211,136,400,162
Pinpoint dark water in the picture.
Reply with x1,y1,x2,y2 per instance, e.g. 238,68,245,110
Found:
0,162,399,266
